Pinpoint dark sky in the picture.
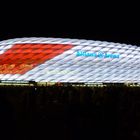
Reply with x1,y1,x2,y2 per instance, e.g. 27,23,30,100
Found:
0,0,139,46
1,29,140,46
0,13,140,46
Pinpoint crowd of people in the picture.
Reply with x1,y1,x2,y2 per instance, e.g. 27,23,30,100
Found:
0,84,140,140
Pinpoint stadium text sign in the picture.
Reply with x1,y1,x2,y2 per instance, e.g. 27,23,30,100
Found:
76,51,120,58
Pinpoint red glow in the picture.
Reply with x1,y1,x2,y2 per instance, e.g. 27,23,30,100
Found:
0,44,73,74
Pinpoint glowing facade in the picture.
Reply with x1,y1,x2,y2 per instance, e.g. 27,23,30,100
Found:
0,37,140,83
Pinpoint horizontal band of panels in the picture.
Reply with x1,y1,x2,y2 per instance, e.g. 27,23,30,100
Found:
0,37,140,83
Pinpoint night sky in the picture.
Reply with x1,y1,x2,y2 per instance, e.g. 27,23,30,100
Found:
0,14,140,46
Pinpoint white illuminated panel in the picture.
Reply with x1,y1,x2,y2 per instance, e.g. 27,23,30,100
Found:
0,37,139,83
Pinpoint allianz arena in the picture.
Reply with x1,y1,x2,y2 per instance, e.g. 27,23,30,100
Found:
0,37,140,83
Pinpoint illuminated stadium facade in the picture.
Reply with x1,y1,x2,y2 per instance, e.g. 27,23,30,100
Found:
0,37,140,84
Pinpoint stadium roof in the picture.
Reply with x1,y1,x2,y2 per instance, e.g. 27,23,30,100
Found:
0,37,140,84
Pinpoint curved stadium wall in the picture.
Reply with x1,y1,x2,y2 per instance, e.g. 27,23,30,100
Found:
0,37,139,83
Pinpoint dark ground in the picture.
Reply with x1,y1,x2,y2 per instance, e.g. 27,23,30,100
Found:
0,85,140,140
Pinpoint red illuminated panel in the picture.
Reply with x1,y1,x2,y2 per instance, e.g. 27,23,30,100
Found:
0,44,73,74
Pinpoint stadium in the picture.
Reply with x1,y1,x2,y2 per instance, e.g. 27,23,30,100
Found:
0,38,140,140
